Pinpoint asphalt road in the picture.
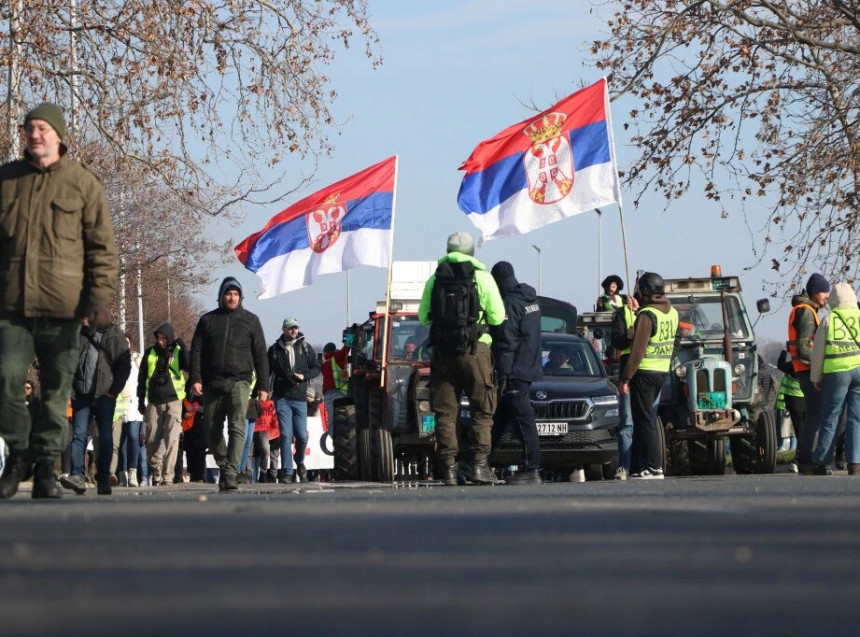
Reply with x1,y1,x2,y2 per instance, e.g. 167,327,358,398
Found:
2,473,860,636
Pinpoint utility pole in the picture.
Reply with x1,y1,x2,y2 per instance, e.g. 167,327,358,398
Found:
532,244,542,295
6,0,23,161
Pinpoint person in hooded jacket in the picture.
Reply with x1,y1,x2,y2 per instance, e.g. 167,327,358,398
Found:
809,282,860,476
489,261,543,485
618,272,678,479
268,316,320,483
787,273,830,473
137,323,189,485
190,277,269,492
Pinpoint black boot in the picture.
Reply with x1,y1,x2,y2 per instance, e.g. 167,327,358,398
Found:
32,460,62,499
460,459,500,485
0,451,30,499
439,462,458,486
222,471,238,492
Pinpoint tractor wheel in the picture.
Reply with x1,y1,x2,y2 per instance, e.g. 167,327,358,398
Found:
670,439,691,476
755,409,777,474
358,427,373,481
709,438,728,475
333,405,358,481
656,416,668,475
373,427,395,483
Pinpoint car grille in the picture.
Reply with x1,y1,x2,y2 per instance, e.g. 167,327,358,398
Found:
498,427,613,448
532,399,590,420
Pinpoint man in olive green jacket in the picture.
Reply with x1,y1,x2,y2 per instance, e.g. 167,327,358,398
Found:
0,103,118,500
419,232,505,486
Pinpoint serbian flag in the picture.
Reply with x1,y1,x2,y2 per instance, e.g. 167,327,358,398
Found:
457,78,622,241
235,156,397,298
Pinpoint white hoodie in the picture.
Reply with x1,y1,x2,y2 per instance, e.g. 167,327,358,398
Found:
810,282,860,383
122,352,147,422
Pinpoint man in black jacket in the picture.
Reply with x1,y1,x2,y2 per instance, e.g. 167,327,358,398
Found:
190,277,269,492
268,317,320,483
62,317,131,496
489,261,543,485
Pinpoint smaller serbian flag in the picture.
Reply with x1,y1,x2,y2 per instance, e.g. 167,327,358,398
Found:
236,156,397,298
457,78,622,241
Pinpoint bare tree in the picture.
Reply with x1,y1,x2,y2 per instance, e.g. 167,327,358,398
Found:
0,0,380,214
590,0,860,292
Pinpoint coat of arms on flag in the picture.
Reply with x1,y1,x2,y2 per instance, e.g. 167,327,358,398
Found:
523,112,573,204
307,194,345,253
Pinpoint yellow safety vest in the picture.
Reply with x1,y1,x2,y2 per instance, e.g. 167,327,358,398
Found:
620,306,636,356
332,357,349,391
145,345,186,401
638,306,679,373
823,308,860,374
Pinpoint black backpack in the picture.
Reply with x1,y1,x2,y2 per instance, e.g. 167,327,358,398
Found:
429,260,481,355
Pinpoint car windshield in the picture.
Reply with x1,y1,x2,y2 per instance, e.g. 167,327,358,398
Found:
541,339,603,377
669,295,749,340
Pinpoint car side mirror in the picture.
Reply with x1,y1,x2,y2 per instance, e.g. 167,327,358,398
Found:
756,299,770,314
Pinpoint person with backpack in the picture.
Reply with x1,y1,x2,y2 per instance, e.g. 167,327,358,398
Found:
268,317,320,484
418,232,505,486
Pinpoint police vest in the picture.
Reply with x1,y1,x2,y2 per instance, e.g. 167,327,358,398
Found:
823,308,860,374
787,303,820,373
620,306,636,356
332,357,349,391
775,374,803,410
638,306,679,373
145,345,186,401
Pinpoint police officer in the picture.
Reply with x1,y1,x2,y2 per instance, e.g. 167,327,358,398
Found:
618,272,678,479
489,261,543,485
419,232,505,486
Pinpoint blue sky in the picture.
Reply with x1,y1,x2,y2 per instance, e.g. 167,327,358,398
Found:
211,0,788,350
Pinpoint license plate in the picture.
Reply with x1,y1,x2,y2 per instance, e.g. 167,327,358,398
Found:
537,422,567,436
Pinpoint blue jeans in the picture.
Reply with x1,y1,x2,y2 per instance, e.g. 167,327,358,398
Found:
275,397,308,474
812,367,860,465
71,394,117,480
617,390,634,470
118,420,143,472
239,419,255,472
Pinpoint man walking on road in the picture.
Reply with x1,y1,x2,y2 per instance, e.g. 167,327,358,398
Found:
268,317,320,483
419,232,505,486
138,323,189,485
190,277,269,492
489,261,543,485
0,103,118,500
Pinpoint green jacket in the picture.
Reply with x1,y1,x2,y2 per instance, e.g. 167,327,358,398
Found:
0,152,117,319
418,252,506,345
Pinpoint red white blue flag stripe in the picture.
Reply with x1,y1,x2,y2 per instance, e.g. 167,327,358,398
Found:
235,156,397,297
457,78,621,241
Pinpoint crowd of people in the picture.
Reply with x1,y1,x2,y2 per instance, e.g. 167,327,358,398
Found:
1,102,858,500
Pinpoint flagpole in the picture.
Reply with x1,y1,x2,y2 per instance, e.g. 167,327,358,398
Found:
346,270,351,326
380,155,399,388
618,202,631,293
595,208,603,300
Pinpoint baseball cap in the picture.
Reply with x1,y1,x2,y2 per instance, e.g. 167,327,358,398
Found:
282,317,299,328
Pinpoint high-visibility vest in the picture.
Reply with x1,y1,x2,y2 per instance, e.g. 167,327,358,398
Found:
637,306,679,373
332,357,349,391
823,308,860,374
787,303,820,373
112,393,128,422
775,374,803,410
620,306,636,356
145,345,186,401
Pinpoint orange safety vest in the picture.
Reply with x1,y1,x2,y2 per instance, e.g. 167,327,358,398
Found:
787,302,820,373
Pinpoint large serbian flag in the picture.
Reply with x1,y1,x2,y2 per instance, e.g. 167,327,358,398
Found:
457,78,621,241
235,156,397,298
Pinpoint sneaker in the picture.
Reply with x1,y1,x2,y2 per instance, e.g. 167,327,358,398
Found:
277,469,292,484
109,474,119,487
222,472,239,492
631,467,664,480
835,452,847,470
60,473,88,495
236,471,250,485
128,468,139,487
266,469,278,483
628,469,642,478
118,471,129,487
614,467,628,481
812,464,833,476
787,460,799,474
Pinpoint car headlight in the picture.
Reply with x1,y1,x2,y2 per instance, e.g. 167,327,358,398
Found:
417,400,431,412
733,363,746,376
591,394,618,406
675,366,688,379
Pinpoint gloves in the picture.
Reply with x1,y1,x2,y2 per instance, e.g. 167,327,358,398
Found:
497,374,510,396
138,400,146,415
174,337,187,350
